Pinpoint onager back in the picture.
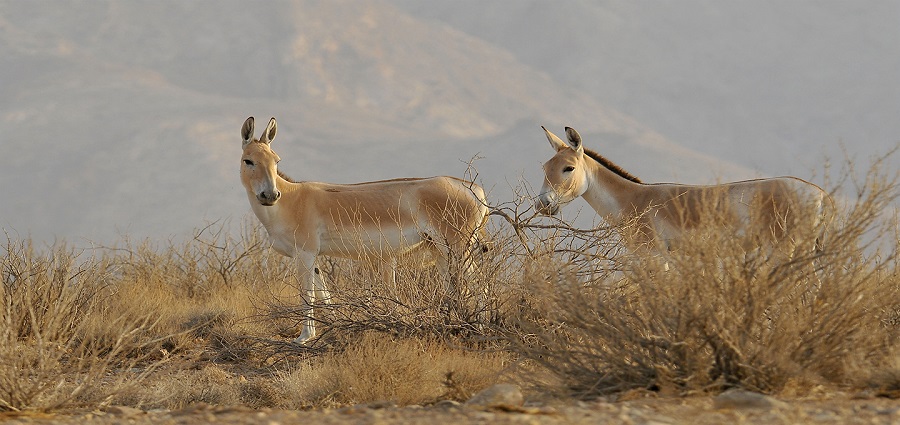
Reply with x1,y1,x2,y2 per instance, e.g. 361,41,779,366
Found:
240,117,489,344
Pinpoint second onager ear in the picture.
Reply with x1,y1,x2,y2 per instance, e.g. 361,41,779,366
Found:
542,126,570,152
241,116,255,147
564,127,584,154
262,117,277,144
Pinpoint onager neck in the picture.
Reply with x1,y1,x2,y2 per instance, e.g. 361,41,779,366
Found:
580,156,643,224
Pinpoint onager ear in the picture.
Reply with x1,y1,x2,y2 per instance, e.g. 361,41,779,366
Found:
542,126,569,152
241,116,255,147
564,126,585,155
262,117,277,144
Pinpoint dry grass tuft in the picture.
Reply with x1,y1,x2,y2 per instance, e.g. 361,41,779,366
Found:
275,332,509,408
0,239,167,411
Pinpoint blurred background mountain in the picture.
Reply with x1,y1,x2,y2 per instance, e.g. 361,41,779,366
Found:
1,0,897,244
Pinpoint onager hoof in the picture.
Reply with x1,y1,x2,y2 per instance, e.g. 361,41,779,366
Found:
292,333,314,346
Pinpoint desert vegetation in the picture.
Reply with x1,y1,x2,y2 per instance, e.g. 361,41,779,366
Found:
1,157,898,414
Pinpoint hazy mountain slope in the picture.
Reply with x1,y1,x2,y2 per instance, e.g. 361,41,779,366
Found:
0,0,753,244
395,0,900,175
6,0,631,140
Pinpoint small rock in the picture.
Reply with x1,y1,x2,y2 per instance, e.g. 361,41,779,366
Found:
101,405,145,417
851,389,878,400
434,400,463,409
338,404,370,415
713,389,787,410
170,402,213,417
366,400,396,409
465,384,524,410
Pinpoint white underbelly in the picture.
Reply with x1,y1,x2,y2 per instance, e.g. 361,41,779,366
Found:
652,219,681,250
317,225,427,259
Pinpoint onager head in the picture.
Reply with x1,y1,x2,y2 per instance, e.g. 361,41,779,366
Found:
240,116,282,206
536,126,590,216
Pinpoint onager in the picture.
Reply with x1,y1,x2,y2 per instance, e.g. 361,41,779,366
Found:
536,126,833,259
241,117,489,344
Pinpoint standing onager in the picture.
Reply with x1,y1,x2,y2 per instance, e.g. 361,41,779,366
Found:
241,117,489,344
536,126,833,257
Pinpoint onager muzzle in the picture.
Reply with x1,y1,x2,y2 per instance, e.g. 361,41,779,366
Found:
257,189,281,206
535,194,560,216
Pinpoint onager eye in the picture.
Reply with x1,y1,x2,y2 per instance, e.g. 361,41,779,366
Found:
563,166,575,173
243,159,254,166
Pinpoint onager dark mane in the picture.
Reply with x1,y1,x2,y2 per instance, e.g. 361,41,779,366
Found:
583,148,643,184
277,170,297,183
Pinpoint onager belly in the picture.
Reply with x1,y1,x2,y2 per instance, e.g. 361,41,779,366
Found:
317,224,429,260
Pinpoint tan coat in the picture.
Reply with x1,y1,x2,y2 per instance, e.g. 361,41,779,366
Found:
241,117,488,344
537,126,833,253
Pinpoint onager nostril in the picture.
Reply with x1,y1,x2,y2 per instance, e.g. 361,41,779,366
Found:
258,191,277,204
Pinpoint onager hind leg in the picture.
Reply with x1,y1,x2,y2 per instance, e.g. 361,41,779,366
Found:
430,235,487,323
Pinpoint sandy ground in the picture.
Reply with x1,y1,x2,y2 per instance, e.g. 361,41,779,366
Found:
3,394,898,425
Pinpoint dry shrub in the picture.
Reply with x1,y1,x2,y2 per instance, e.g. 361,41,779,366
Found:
275,332,509,408
2,212,515,412
262,209,531,349
101,220,297,356
251,221,522,408
116,362,283,409
132,364,244,409
0,239,164,411
0,218,291,412
510,159,900,398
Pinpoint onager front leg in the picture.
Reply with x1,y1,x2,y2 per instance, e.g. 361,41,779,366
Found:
293,253,319,345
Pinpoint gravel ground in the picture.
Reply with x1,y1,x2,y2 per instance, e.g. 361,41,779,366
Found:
3,393,898,425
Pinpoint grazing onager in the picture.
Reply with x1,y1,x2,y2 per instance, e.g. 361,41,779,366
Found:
240,117,489,344
536,126,833,258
